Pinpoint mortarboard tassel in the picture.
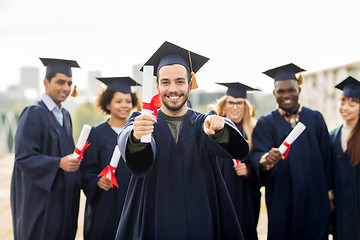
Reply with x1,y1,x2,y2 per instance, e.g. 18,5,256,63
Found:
297,74,303,85
70,85,78,97
188,51,198,90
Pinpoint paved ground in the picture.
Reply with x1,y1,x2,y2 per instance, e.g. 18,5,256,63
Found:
0,154,269,240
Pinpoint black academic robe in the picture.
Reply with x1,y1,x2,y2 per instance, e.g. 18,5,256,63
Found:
81,121,132,240
330,126,360,240
250,107,331,240
11,100,81,240
217,129,260,240
116,109,249,240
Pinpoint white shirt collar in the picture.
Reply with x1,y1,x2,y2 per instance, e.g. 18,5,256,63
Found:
41,94,63,111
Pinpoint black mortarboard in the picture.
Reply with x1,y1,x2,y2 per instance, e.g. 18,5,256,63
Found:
216,82,260,99
39,58,80,77
263,63,305,82
96,77,140,94
335,76,360,99
140,41,209,89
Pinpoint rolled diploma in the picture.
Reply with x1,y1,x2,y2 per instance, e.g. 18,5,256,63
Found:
278,122,306,154
106,145,121,179
141,65,155,143
73,124,92,159
232,159,242,166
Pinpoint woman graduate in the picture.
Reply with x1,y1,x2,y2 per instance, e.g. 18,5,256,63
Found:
214,82,261,240
329,76,360,240
80,77,140,240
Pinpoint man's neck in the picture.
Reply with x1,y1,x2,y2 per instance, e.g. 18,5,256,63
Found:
42,93,62,110
279,103,301,115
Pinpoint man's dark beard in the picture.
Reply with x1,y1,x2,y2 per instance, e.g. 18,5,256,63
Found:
162,95,188,112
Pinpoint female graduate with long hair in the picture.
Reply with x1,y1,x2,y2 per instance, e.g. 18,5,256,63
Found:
213,82,261,240
329,76,360,240
81,77,140,240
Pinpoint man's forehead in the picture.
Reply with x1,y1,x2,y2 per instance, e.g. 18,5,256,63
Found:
158,64,188,76
53,73,72,81
274,79,298,88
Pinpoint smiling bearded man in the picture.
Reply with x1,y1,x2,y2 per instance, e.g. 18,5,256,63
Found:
115,41,249,240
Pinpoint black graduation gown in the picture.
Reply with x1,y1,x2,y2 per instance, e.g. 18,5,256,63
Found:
330,126,360,240
217,129,260,240
249,107,331,240
10,100,81,240
116,109,249,240
81,121,131,240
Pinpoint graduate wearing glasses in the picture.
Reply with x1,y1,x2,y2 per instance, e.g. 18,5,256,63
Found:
213,82,261,240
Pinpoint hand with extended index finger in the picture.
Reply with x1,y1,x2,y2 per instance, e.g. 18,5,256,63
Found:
132,114,157,141
203,115,225,135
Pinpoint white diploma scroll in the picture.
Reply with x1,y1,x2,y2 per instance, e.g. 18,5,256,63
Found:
73,124,92,160
141,65,155,143
106,145,121,179
278,122,306,155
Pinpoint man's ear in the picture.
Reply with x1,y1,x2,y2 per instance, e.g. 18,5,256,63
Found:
156,81,160,93
43,78,49,89
298,86,301,95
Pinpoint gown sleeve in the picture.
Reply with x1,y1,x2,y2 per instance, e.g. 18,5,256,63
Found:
203,111,249,160
118,123,156,177
315,111,332,190
249,116,275,185
14,106,61,192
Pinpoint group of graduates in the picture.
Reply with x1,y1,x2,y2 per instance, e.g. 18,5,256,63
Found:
10,41,360,240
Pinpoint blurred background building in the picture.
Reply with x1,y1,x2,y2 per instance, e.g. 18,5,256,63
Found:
301,61,360,131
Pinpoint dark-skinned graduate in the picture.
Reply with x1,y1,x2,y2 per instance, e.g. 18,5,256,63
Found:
115,41,249,240
81,77,141,240
11,58,82,240
249,63,332,240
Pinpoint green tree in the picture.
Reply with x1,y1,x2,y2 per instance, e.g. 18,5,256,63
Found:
72,102,105,141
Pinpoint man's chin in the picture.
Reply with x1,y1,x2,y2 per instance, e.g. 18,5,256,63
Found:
163,101,186,112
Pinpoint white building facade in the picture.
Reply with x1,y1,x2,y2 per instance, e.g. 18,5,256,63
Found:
301,61,360,130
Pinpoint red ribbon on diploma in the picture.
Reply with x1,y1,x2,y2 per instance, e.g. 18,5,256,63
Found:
74,141,91,162
283,141,290,159
142,93,162,119
234,159,243,166
98,165,118,188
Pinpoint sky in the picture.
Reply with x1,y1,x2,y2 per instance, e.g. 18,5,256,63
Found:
1,0,360,94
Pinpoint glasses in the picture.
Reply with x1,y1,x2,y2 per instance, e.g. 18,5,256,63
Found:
226,101,245,107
